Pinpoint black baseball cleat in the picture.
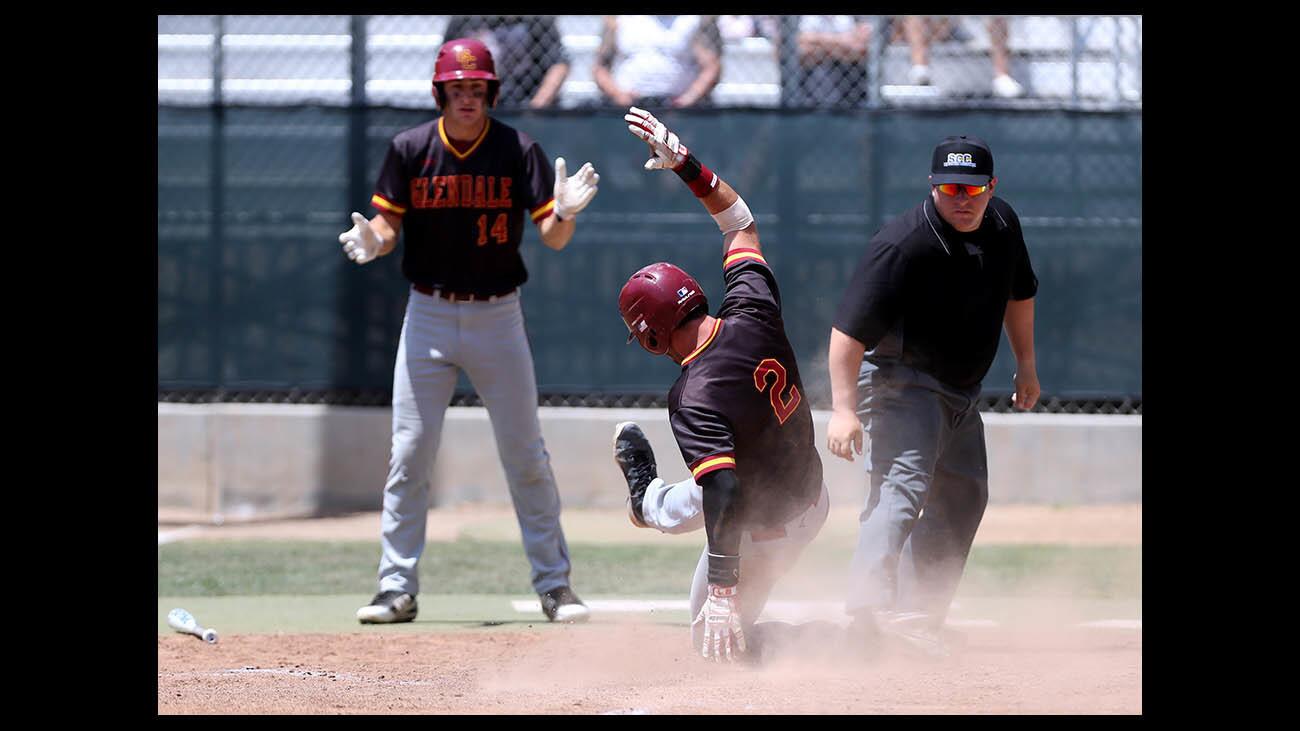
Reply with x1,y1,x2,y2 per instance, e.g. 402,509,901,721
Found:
873,610,953,661
356,590,418,624
613,421,658,528
540,585,590,623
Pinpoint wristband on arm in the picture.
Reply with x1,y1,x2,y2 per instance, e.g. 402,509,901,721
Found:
712,197,754,234
707,552,740,587
674,152,718,198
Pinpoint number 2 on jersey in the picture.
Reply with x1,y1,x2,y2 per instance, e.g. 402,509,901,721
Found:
476,213,508,246
753,358,801,425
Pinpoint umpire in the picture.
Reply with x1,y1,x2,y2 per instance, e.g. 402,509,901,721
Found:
825,135,1040,658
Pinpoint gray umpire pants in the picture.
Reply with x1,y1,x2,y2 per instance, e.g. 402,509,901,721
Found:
377,287,572,597
845,360,989,624
639,475,830,651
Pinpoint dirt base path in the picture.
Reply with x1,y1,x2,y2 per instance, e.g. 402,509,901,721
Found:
158,621,1140,714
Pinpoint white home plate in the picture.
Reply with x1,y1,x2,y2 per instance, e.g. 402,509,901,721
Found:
512,599,688,613
1078,619,1142,629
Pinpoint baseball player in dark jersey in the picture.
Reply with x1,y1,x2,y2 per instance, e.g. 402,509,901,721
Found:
612,108,829,663
337,38,600,625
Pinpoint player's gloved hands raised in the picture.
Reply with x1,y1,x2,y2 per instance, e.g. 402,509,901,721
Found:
624,107,690,172
553,157,599,221
693,584,747,662
338,212,382,265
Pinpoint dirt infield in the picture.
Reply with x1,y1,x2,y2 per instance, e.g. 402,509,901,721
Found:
157,621,1140,714
157,504,1141,714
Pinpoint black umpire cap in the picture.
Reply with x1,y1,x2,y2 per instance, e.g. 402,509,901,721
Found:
930,135,994,186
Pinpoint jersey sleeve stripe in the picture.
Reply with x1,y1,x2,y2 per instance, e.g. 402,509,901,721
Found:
371,194,406,216
723,249,766,268
530,198,556,221
690,454,736,479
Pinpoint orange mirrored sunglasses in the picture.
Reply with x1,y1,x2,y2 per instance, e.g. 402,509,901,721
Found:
936,182,990,197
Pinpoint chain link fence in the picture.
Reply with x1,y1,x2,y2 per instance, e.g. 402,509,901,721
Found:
158,15,1142,415
157,388,1142,415
159,14,1141,110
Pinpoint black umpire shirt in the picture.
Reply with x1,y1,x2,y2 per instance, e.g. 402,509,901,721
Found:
833,195,1038,390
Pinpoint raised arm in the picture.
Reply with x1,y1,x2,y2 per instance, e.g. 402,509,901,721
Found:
624,106,759,259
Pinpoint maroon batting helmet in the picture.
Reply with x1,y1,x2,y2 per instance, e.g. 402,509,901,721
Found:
433,38,500,106
619,263,709,356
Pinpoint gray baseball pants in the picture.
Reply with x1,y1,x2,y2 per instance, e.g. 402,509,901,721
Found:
845,360,989,624
639,475,829,650
376,287,572,596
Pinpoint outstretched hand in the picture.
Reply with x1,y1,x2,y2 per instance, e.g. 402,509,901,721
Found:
624,107,690,172
338,211,382,265
553,157,600,221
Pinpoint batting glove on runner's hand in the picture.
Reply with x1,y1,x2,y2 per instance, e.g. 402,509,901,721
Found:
553,157,599,221
338,212,382,265
693,584,747,662
625,107,689,171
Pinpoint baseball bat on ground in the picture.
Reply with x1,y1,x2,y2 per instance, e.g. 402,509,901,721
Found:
167,607,219,644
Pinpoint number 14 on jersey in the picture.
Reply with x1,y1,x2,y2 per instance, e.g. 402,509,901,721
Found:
476,213,508,246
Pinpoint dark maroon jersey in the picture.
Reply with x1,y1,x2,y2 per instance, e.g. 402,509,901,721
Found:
668,248,824,530
370,116,556,295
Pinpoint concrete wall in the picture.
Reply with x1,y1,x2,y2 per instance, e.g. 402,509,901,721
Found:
158,404,1141,522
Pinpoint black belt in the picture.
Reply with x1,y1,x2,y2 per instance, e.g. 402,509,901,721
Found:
412,284,516,302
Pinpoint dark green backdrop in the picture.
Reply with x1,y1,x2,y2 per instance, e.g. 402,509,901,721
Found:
158,107,1140,404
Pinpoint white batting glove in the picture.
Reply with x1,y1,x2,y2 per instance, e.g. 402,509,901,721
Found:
553,157,599,221
338,211,382,265
693,584,747,662
624,106,689,171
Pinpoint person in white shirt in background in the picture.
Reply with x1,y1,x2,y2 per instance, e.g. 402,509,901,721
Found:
593,15,722,108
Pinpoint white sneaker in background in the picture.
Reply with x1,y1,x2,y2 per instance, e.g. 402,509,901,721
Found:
992,73,1026,98
908,64,932,86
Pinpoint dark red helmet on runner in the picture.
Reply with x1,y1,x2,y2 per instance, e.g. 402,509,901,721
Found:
618,263,709,356
432,38,500,106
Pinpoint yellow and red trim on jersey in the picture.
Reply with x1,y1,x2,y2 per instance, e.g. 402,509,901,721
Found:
438,116,491,160
691,453,737,479
680,318,723,366
723,248,766,269
371,194,407,216
530,198,556,222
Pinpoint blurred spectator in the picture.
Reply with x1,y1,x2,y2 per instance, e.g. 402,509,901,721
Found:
717,15,755,41
788,15,872,108
442,15,570,108
717,15,780,41
900,16,1025,98
593,15,722,108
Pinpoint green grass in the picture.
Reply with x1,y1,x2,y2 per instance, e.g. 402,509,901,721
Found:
159,539,1140,600
960,545,1142,599
157,540,704,596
